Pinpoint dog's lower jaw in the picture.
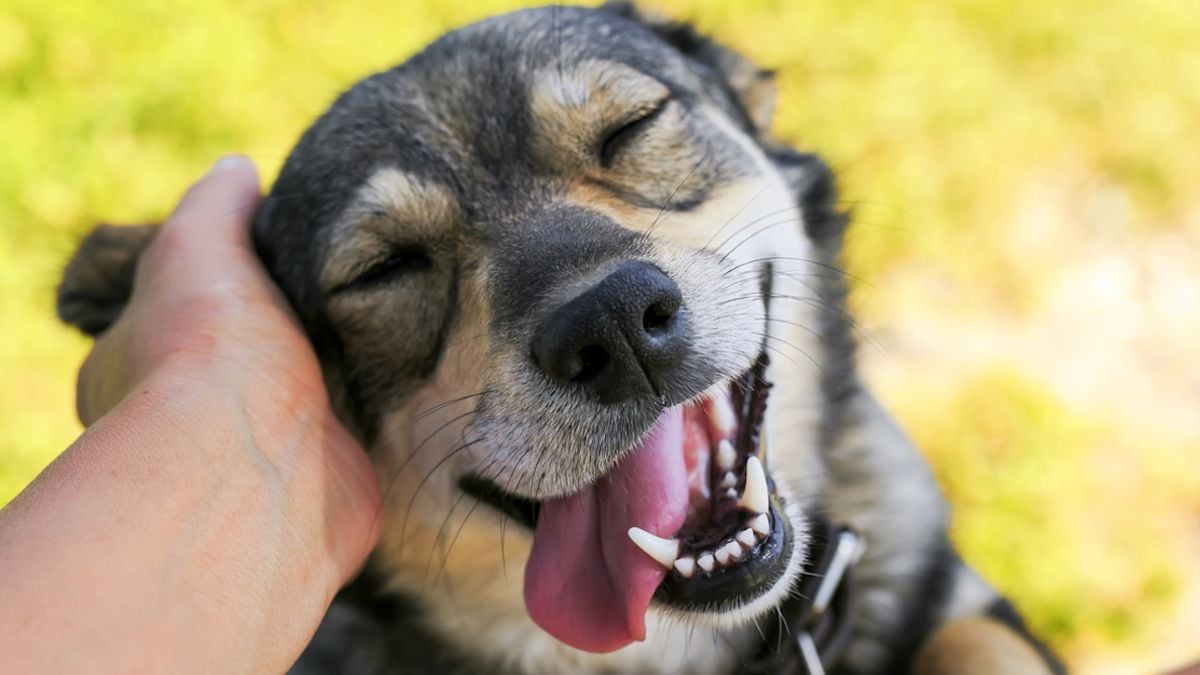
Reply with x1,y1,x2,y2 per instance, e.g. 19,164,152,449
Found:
661,477,810,632
370,453,811,674
370,486,805,675
367,483,741,675
418,594,761,675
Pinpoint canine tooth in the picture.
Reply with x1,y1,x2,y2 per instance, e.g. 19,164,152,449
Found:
749,513,771,536
723,540,744,561
719,471,737,489
740,456,769,514
737,528,757,547
674,556,696,578
627,527,679,569
697,552,716,572
716,440,737,470
710,395,737,435
725,487,737,500
715,547,731,566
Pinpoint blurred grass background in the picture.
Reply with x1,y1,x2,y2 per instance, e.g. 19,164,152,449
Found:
1,1,1197,671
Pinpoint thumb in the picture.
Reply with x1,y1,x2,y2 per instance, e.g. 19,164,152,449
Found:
168,155,261,241
139,156,263,288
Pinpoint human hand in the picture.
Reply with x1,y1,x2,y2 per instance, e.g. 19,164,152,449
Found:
79,156,319,428
77,154,380,587
0,156,380,673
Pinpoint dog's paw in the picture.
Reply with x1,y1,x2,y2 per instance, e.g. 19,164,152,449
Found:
914,617,1057,675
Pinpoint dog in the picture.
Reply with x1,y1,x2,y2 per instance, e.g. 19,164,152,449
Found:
56,4,1066,674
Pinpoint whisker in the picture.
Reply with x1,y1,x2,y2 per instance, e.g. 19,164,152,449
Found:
424,489,469,583
441,331,489,352
431,496,484,589
397,435,487,554
380,407,480,504
760,342,798,366
716,219,801,265
700,184,771,252
674,183,775,281
722,255,872,289
758,331,825,374
765,316,822,340
396,390,491,437
646,150,710,238
706,204,805,257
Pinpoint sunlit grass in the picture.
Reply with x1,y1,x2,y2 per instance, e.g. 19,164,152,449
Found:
2,1,1197,670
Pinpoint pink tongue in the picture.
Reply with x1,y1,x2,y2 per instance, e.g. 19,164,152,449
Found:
524,406,689,653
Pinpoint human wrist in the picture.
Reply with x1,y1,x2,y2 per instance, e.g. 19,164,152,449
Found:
0,366,341,674
129,353,377,586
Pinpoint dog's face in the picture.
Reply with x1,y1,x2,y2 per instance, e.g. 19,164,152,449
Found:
253,4,843,662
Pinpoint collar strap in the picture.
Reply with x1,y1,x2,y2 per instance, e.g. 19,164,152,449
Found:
738,514,866,675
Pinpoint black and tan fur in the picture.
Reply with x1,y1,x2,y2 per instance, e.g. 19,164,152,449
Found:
57,5,1064,674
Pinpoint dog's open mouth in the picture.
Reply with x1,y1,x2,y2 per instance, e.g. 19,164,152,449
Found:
460,356,789,653
650,357,791,609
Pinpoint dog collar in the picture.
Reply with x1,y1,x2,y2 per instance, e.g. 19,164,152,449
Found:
737,514,866,675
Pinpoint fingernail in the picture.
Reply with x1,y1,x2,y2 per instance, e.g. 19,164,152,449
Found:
209,155,251,175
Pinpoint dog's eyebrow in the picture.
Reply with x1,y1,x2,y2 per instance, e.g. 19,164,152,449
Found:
320,167,457,290
529,59,670,147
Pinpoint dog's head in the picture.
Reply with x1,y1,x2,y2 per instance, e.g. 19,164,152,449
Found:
60,3,852,662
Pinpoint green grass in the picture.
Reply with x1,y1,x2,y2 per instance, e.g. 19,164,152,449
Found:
3,1,1198,670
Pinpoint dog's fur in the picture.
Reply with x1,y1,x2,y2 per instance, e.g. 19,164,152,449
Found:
58,5,1065,674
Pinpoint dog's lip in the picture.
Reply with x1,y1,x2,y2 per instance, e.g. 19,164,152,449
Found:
653,500,791,609
457,473,540,529
458,354,791,611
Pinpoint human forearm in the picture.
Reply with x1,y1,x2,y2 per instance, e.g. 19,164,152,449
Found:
0,368,366,673
0,157,379,673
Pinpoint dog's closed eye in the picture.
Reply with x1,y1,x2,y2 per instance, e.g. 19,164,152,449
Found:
598,98,671,167
330,244,432,295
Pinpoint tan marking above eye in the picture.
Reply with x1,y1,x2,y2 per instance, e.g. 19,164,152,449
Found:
529,59,672,163
321,168,458,292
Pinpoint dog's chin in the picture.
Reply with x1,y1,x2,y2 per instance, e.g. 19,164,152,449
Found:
460,354,807,641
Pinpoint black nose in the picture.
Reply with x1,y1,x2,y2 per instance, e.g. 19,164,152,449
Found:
532,261,687,403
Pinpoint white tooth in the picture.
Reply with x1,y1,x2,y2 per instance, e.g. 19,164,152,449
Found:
627,527,679,569
739,456,769,514
715,547,731,565
717,439,737,470
725,487,737,500
674,556,696,578
719,471,737,489
710,395,737,435
749,513,771,536
737,528,757,547
697,552,715,572
724,540,744,561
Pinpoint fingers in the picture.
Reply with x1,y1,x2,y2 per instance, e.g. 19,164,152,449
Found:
138,156,263,290
166,155,261,244
78,157,266,425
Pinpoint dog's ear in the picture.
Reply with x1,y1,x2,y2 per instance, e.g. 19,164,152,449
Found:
57,223,159,336
601,1,777,133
